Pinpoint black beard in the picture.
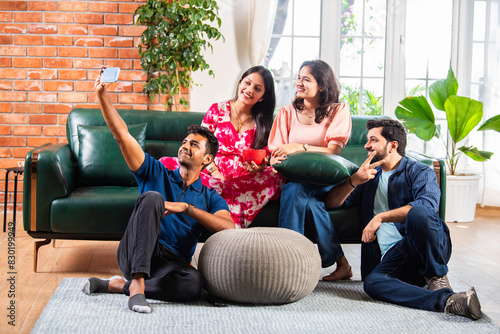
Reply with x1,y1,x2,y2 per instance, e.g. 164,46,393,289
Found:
371,152,387,163
369,143,389,163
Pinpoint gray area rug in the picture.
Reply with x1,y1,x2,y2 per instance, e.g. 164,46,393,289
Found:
33,278,500,333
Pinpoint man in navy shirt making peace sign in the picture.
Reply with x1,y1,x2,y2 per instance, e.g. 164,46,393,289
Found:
325,118,481,320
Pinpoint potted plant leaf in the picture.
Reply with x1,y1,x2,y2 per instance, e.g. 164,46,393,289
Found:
135,0,223,110
395,67,500,222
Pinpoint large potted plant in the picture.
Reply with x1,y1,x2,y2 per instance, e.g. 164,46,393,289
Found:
135,0,223,110
395,67,500,222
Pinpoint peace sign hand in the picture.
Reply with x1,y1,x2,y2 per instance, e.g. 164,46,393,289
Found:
350,151,385,187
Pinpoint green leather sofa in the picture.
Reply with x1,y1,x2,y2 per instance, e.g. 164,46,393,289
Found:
23,108,446,271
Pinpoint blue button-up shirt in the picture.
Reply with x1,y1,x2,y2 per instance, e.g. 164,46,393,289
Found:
133,154,229,263
340,156,441,277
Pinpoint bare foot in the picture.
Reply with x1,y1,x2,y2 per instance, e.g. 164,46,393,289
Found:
108,277,126,293
128,273,146,298
322,256,353,282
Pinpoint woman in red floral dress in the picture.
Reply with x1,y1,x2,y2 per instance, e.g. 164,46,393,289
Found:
161,66,284,228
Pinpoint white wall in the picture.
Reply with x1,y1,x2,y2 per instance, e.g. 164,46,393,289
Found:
190,0,254,112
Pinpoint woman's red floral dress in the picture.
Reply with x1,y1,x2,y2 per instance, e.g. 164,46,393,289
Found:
160,101,284,228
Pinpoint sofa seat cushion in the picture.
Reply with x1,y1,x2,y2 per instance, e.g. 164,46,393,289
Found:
50,186,139,235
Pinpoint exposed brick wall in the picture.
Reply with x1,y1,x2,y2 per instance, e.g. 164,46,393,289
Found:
0,0,190,214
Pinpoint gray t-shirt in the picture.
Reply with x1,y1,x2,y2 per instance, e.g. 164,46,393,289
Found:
373,169,403,257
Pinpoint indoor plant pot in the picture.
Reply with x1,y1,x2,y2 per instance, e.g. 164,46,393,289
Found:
445,173,481,222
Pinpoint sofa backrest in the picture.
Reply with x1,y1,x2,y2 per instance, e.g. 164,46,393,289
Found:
339,115,390,166
66,109,439,189
67,108,205,187
67,108,206,160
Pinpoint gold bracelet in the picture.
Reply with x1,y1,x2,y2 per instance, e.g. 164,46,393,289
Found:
348,176,356,188
184,203,195,216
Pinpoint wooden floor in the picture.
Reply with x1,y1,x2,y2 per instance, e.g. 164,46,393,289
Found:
1,207,499,333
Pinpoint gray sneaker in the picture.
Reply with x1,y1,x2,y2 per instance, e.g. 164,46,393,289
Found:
425,275,452,291
444,287,482,320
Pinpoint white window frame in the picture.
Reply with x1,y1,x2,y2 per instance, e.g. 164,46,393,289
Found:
268,0,322,105
280,0,482,143
322,0,405,116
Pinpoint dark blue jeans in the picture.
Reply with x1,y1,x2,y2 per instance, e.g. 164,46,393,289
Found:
278,181,343,267
117,191,203,302
363,206,453,311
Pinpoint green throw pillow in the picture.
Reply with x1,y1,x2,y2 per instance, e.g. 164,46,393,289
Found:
273,152,359,186
77,123,147,186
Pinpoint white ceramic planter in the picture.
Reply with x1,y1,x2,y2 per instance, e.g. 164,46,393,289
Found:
445,173,481,222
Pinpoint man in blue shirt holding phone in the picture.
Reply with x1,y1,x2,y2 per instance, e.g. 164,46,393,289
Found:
82,67,234,313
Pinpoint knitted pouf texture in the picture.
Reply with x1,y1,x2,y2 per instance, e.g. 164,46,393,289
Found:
198,227,321,304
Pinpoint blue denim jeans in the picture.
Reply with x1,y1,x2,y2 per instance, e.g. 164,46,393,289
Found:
278,181,343,267
363,206,453,311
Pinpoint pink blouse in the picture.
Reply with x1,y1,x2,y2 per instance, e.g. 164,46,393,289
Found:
267,103,351,150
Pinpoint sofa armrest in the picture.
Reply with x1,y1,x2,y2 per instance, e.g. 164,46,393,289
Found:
23,143,76,232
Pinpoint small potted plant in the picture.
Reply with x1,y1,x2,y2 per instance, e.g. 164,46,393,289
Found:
135,0,223,110
395,67,500,222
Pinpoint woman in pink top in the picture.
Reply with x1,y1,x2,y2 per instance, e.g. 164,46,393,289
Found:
268,60,353,281
161,66,284,228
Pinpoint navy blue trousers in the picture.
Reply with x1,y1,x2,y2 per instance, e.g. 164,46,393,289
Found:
117,191,203,302
278,181,343,267
363,206,453,311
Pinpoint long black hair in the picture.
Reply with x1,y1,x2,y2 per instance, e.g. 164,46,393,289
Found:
293,60,340,124
233,66,276,149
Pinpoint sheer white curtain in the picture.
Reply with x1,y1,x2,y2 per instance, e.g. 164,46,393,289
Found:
248,0,278,65
481,0,500,206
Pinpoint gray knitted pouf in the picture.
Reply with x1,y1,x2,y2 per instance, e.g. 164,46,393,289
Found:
198,227,321,304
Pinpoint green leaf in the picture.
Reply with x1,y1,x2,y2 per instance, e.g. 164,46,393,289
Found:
136,0,223,110
395,96,438,141
458,146,493,162
429,67,458,111
445,95,483,143
478,114,500,132
179,97,189,108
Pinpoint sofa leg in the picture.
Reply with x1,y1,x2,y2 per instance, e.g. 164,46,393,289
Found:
33,239,51,272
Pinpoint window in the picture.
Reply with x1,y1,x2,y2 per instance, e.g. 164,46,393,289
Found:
403,0,453,158
266,0,387,115
265,0,321,110
471,0,487,102
465,0,488,171
264,0,489,172
339,0,386,115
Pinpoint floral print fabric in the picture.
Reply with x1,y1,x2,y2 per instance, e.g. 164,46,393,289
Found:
160,101,284,228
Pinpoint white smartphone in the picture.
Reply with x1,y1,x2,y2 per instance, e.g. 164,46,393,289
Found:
100,67,120,83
